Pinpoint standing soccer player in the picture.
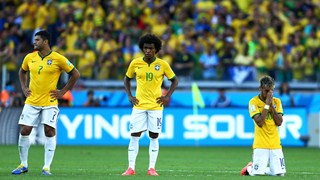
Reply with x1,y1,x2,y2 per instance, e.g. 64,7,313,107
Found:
122,34,178,176
240,75,286,176
11,30,80,176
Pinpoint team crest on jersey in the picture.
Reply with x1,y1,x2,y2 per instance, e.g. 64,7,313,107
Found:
47,59,52,65
155,65,160,71
254,164,259,170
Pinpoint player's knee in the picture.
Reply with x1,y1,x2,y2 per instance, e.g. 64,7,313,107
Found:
131,132,142,137
149,132,159,139
44,125,56,137
20,126,32,136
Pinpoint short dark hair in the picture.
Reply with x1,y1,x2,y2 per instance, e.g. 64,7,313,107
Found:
35,30,51,45
138,34,162,53
260,75,275,89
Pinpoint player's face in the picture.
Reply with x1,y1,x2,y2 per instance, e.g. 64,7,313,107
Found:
142,43,156,60
33,35,45,51
260,86,273,100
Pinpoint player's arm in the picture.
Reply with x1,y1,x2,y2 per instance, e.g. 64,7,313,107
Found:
253,90,273,127
50,68,80,99
124,75,138,106
252,107,269,127
62,68,80,94
269,100,283,126
19,68,31,97
157,77,179,106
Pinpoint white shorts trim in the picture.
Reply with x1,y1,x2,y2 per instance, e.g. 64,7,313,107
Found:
251,148,286,175
18,104,59,129
130,108,163,133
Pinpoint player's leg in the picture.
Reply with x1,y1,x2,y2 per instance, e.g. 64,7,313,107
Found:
41,106,59,175
247,149,269,176
146,110,162,176
12,104,41,175
269,149,286,176
122,109,147,175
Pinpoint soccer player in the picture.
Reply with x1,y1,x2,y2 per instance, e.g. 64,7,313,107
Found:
122,34,178,176
11,30,80,176
240,75,286,176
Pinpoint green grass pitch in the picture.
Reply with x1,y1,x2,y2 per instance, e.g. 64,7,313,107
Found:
0,145,319,179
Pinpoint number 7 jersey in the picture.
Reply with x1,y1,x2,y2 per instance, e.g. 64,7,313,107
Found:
21,51,75,106
126,57,176,110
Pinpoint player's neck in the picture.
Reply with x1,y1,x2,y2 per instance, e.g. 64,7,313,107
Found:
38,48,52,58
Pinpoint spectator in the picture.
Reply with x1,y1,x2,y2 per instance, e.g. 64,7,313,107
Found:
199,47,219,80
278,82,295,107
211,88,231,107
172,43,194,81
83,89,101,107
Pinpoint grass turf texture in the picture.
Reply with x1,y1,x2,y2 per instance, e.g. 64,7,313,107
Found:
0,146,319,179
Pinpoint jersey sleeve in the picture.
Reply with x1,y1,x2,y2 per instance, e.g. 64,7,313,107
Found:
249,98,260,118
125,60,136,78
21,53,31,71
163,61,175,80
58,53,75,73
274,98,284,115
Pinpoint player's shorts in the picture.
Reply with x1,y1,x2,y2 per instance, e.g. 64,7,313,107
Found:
251,148,286,175
18,104,59,129
130,108,163,133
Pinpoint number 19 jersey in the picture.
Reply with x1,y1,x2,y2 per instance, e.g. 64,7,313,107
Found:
126,57,175,110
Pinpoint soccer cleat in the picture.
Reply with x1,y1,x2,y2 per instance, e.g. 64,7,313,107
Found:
122,168,135,176
42,168,52,176
240,162,252,176
148,168,159,176
12,164,28,175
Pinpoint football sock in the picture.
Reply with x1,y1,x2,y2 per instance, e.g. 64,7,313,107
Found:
43,136,56,170
149,138,159,169
128,136,139,170
247,165,253,176
18,135,30,167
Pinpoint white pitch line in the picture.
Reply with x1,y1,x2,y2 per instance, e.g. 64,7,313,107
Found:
56,168,320,175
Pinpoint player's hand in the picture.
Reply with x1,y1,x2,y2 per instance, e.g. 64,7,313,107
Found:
129,96,139,106
157,96,169,107
265,90,273,105
22,87,31,97
50,90,65,99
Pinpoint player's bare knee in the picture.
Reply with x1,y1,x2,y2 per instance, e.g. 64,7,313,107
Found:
44,125,56,137
20,126,32,136
149,132,159,139
131,132,142,137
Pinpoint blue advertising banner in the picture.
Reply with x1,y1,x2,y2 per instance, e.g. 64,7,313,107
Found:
57,107,307,146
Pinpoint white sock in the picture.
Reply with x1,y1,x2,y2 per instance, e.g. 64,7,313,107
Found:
148,138,159,169
43,136,56,170
128,136,139,170
18,135,30,167
247,165,254,176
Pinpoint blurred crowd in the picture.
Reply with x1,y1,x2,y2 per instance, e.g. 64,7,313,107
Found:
0,0,320,107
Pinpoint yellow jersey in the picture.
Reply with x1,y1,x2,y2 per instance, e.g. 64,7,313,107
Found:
21,51,75,106
126,57,176,110
248,95,284,149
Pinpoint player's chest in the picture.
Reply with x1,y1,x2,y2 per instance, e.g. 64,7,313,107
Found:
29,58,59,75
135,63,163,81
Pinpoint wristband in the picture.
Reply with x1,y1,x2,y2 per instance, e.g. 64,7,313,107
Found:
264,105,270,110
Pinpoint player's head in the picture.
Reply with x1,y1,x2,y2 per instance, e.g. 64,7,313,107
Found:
34,30,51,50
259,75,275,99
138,34,162,56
